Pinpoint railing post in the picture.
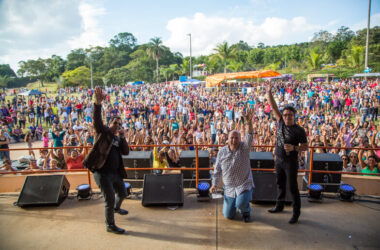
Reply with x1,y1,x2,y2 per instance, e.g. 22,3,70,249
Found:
308,149,314,186
195,144,199,188
87,169,92,188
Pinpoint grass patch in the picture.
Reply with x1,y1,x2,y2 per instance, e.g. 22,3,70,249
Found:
27,82,59,94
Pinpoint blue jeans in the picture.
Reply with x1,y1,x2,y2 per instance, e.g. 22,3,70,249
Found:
223,188,253,219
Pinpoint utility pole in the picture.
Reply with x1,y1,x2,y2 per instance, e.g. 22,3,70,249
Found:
365,0,371,71
188,33,192,79
90,54,94,89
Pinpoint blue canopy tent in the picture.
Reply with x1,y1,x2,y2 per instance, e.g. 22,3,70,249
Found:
127,81,144,86
18,89,46,96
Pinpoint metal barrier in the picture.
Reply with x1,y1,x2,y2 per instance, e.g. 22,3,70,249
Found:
0,144,379,189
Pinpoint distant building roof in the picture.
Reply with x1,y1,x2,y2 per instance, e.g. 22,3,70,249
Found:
353,73,380,77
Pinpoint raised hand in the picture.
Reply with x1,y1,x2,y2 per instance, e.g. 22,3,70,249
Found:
243,107,254,123
266,80,273,94
94,87,104,105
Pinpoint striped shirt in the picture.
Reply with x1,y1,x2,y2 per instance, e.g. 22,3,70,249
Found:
212,133,254,198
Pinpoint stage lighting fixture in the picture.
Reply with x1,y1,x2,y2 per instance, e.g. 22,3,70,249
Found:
307,183,323,201
124,182,131,197
197,182,211,201
76,184,91,199
339,184,355,201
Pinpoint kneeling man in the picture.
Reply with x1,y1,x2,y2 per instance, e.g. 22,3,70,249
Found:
211,108,254,222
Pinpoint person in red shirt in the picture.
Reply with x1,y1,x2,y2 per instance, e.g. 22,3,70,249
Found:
63,140,86,170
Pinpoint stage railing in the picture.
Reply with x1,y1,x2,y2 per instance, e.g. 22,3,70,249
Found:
0,144,379,189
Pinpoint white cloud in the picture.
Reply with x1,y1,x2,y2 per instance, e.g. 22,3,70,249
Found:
0,0,106,72
351,12,380,32
164,13,322,57
67,1,107,49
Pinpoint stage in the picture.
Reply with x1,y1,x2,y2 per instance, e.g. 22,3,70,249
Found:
0,190,379,249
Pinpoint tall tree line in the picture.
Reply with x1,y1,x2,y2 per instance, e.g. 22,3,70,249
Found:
1,26,379,88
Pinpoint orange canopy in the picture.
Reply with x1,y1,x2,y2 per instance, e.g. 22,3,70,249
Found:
206,70,281,87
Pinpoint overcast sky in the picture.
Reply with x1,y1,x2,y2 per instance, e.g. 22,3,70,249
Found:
0,0,379,72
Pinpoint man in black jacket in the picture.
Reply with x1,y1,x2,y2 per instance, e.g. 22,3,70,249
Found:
83,87,130,234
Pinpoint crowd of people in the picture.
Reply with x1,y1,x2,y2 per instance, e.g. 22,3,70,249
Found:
0,78,379,176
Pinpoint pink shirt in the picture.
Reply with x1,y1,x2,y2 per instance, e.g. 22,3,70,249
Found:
43,137,49,147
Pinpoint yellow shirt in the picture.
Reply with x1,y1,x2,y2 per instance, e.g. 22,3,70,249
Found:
52,106,58,116
153,146,168,169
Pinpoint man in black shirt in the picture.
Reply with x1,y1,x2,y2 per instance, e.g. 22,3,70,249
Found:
83,87,130,234
266,82,308,224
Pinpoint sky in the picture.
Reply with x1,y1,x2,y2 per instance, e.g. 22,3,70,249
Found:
0,0,379,72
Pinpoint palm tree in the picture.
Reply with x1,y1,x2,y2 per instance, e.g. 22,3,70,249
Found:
0,75,10,89
146,37,164,83
169,64,180,80
227,60,243,72
205,57,220,75
347,45,364,68
306,50,322,71
180,59,190,76
213,41,237,73
264,62,281,71
160,66,171,84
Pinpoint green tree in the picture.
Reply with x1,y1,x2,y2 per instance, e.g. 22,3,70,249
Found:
227,60,243,72
62,66,91,86
104,67,130,85
247,48,265,69
19,58,49,87
212,41,237,73
66,49,86,71
109,32,137,50
205,57,221,75
0,75,11,88
169,64,180,80
346,45,365,68
146,37,165,83
306,50,323,71
160,66,171,84
125,46,155,82
180,58,190,76
45,55,66,81
0,64,16,77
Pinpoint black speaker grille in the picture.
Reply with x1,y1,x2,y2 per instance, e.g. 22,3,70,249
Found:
142,174,184,206
17,175,70,207
251,172,291,203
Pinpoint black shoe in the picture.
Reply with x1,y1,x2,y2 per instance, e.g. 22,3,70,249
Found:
288,214,300,224
268,206,284,213
243,212,251,223
106,224,125,234
114,208,129,215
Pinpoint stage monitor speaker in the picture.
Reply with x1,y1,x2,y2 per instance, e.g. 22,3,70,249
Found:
123,151,153,179
179,150,210,179
142,173,184,206
17,175,70,207
250,152,274,172
305,153,342,192
251,172,292,203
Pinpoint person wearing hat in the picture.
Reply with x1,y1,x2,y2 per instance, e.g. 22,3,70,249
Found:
83,87,130,234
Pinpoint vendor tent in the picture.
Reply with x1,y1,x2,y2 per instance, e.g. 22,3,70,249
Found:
18,89,46,96
127,81,144,86
206,70,281,87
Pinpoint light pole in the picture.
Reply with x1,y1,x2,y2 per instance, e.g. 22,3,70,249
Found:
365,0,371,71
89,54,93,89
187,33,192,79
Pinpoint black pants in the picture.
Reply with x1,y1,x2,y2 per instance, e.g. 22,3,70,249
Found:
94,170,126,226
275,160,300,215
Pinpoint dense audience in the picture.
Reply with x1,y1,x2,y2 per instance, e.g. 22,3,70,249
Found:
0,78,379,176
